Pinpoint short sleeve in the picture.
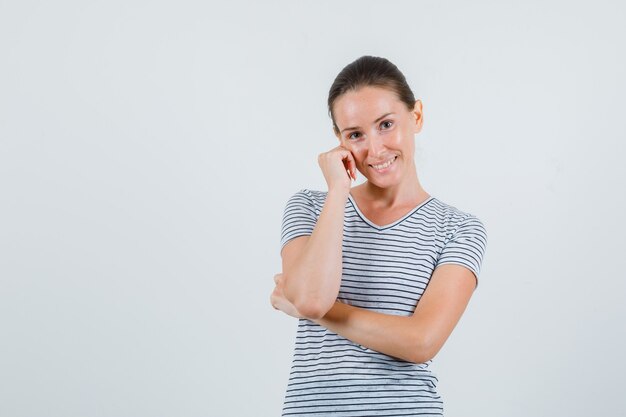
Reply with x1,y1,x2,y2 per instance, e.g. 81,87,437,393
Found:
280,189,318,252
435,215,488,288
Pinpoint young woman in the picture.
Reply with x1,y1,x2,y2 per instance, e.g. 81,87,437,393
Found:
270,55,487,416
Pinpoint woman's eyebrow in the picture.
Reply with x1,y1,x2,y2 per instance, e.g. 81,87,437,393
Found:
340,112,395,134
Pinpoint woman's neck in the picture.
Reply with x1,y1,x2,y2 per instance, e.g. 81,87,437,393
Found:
356,167,429,209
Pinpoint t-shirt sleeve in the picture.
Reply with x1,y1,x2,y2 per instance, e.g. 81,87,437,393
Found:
280,189,318,252
435,214,488,288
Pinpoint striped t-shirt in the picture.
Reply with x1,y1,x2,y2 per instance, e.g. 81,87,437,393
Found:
279,188,488,416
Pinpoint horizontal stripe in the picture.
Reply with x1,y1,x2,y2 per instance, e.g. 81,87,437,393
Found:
279,188,487,416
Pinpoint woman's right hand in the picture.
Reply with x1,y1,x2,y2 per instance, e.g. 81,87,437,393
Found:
318,145,357,193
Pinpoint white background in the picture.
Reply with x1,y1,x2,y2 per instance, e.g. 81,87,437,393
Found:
1,1,625,416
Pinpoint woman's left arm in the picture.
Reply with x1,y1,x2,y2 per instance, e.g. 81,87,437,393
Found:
311,263,477,364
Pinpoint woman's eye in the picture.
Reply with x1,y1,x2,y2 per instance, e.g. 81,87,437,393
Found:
348,132,361,140
380,120,393,129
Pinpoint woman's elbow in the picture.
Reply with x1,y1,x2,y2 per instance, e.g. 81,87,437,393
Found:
283,274,335,320
409,333,438,364
294,297,333,320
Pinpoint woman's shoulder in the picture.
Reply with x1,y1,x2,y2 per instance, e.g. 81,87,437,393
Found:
428,196,485,230
429,196,471,216
286,188,328,210
297,188,328,198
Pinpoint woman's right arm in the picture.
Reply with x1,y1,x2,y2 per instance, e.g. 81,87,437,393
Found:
281,188,349,320
280,146,356,320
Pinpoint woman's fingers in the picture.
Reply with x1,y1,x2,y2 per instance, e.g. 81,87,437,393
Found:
338,146,357,180
270,284,303,319
318,145,357,191
270,291,277,309
343,150,357,180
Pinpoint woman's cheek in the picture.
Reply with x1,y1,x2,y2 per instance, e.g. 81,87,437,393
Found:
352,147,366,163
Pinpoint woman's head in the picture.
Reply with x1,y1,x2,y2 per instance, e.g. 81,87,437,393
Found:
328,56,423,190
328,56,416,136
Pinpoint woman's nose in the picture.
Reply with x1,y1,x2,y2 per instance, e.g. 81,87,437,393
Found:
367,135,385,157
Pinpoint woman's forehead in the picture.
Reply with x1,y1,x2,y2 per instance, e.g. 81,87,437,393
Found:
334,86,405,124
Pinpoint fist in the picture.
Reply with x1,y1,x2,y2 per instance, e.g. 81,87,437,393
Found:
270,273,304,319
318,145,357,192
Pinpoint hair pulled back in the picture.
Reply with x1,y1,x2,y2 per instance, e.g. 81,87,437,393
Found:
327,55,416,135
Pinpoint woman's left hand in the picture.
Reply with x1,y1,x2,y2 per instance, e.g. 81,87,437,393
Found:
270,273,304,319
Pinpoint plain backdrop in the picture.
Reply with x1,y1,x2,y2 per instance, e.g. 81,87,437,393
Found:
1,1,625,416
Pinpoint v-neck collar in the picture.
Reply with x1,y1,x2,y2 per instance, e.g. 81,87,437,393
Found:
347,193,435,230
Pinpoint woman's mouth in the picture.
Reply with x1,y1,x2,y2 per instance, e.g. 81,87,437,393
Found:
370,156,397,172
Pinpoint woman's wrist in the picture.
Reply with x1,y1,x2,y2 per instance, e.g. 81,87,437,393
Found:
327,186,351,200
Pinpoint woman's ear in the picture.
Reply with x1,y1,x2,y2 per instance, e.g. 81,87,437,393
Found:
412,99,423,134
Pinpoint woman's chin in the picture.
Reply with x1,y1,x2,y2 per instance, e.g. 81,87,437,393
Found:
365,177,400,189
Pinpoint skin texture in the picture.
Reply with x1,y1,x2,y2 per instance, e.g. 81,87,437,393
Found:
270,86,476,364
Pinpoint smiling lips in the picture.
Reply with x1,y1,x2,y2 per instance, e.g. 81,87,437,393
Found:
370,156,397,171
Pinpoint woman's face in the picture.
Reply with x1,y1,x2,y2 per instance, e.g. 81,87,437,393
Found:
333,85,423,189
